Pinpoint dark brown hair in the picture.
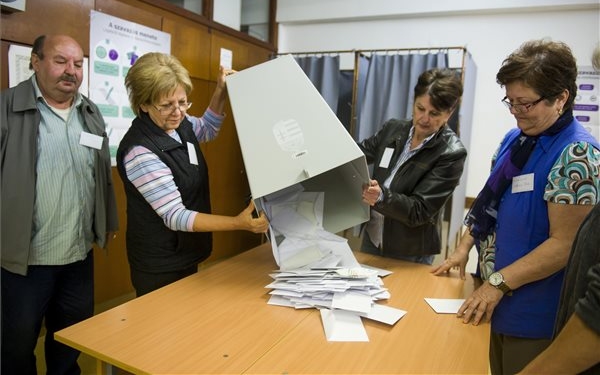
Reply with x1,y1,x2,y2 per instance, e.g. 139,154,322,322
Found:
414,68,463,112
29,35,46,70
496,39,577,111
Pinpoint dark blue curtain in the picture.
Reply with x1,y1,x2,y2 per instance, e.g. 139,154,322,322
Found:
295,55,341,113
355,52,449,141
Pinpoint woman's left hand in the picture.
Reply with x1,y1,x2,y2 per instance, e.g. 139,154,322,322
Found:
238,201,270,233
457,283,503,325
217,65,236,90
362,179,381,206
430,247,469,279
209,66,238,114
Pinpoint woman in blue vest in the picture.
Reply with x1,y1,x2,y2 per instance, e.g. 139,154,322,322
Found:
432,39,600,374
116,53,269,296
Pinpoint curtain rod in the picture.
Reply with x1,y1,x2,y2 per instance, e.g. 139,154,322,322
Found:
358,46,466,54
277,49,356,57
279,46,466,57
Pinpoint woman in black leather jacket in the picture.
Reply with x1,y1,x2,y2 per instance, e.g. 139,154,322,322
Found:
359,68,467,264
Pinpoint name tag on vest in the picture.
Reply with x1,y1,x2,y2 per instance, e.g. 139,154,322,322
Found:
187,142,198,165
512,173,534,193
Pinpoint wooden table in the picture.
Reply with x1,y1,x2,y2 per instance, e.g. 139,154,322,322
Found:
55,243,489,374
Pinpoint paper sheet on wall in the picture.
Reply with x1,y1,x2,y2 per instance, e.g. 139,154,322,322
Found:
8,44,89,96
220,48,233,70
575,65,600,141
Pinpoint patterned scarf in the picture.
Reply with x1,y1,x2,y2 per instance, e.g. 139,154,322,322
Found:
464,110,574,241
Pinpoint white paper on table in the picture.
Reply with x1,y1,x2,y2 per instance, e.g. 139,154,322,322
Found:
331,291,373,314
424,298,465,314
371,289,391,300
320,308,369,342
290,296,332,309
359,304,407,325
269,289,303,298
267,294,295,307
359,264,393,277
270,269,329,278
265,280,297,290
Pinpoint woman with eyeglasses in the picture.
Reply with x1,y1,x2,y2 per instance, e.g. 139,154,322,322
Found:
432,39,600,374
116,52,269,297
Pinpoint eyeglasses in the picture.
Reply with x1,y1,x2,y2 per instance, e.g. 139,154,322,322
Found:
501,96,545,113
154,102,192,115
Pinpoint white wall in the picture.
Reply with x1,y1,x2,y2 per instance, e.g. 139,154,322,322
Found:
276,0,600,198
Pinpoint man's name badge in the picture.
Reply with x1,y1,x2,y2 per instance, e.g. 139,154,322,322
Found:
79,132,103,150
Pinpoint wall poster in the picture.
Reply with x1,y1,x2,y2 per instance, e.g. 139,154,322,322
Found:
574,66,600,141
8,44,89,96
89,10,171,163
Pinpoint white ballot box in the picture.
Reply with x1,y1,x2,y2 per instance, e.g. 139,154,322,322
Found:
226,55,369,234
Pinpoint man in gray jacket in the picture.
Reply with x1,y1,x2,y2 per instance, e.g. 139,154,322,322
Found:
1,34,118,374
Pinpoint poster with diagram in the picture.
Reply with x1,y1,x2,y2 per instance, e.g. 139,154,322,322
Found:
574,66,600,141
90,10,171,163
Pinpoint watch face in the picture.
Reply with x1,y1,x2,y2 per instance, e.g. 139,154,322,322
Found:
489,273,502,286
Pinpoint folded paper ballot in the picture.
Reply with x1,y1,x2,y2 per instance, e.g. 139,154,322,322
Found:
359,304,407,325
424,298,466,314
335,267,379,279
320,309,369,342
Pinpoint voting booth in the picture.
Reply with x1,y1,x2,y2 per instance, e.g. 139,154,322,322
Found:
227,55,370,234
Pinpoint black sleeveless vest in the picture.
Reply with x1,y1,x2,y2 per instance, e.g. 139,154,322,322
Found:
116,113,212,273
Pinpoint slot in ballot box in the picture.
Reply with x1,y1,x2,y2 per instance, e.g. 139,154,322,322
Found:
226,55,370,234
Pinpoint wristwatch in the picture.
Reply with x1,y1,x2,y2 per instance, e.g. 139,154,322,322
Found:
488,272,512,295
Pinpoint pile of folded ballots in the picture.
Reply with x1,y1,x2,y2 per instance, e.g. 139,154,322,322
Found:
260,185,407,342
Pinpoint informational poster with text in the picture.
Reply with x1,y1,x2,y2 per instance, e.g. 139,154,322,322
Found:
574,66,600,141
90,10,171,163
